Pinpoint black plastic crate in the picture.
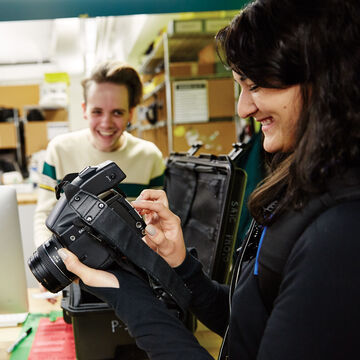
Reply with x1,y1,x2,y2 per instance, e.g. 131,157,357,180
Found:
61,283,147,360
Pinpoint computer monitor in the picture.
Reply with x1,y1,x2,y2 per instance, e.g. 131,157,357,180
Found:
0,185,28,314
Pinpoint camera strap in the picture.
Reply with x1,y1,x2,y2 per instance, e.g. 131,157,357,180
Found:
66,187,192,313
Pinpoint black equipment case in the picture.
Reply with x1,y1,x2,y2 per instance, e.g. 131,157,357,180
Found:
62,282,195,360
62,283,148,360
164,143,247,283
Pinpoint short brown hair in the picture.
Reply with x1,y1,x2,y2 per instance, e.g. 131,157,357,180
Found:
81,61,143,108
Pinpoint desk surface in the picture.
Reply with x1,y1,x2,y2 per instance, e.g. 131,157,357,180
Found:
0,288,222,360
16,192,37,205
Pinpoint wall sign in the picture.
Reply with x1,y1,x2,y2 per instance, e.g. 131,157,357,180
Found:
173,80,209,124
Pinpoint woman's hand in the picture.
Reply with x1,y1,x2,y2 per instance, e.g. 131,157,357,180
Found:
132,189,186,268
57,248,119,288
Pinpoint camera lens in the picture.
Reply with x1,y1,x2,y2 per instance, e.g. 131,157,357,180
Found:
28,235,76,293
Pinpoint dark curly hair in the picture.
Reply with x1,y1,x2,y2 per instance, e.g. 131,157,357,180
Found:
216,0,360,224
81,60,143,109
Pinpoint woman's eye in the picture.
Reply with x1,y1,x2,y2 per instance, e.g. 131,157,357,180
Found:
249,84,259,91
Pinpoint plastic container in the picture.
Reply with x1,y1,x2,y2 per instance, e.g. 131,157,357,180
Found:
61,283,147,360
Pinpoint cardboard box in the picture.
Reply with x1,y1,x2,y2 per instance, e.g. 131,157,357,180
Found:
0,84,39,117
0,123,17,149
170,62,214,77
24,120,69,155
43,108,68,122
197,63,215,75
24,121,48,155
170,62,197,77
198,43,217,64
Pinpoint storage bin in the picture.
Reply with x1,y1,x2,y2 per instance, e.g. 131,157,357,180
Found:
61,283,147,360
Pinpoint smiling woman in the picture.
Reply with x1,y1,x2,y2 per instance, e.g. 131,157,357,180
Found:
56,1,360,359
233,71,302,153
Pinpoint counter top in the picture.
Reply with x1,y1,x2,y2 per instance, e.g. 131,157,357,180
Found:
16,192,37,205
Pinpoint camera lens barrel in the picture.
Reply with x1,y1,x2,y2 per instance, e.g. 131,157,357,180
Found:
28,235,76,293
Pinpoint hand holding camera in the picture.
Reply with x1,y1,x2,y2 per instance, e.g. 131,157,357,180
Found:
57,248,120,289
28,161,191,315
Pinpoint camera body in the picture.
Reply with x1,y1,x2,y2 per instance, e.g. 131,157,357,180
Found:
28,161,146,293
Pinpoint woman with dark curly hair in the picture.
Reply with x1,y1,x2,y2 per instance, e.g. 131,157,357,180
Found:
58,0,360,359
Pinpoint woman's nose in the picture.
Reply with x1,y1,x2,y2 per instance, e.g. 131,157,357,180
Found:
237,89,257,119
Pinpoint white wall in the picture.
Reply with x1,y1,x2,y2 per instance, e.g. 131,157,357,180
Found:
68,74,87,131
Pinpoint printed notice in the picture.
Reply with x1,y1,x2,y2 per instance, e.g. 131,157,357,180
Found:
173,80,209,124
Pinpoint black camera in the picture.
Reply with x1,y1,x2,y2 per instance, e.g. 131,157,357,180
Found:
28,161,147,293
28,160,191,313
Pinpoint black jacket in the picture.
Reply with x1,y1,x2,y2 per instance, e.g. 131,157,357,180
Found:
84,171,360,359
178,198,360,359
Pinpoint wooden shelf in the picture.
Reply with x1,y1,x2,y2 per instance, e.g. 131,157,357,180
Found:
143,82,165,101
140,33,215,74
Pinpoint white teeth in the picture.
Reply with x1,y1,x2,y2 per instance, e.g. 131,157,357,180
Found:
99,130,115,136
262,119,272,125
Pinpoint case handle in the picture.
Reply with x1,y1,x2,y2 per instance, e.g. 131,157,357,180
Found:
228,142,246,161
186,142,203,156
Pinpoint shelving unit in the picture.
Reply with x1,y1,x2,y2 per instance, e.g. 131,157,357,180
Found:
140,33,216,75
136,21,237,157
0,109,28,174
0,84,70,175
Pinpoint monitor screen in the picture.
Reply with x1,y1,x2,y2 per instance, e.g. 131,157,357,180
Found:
0,186,28,314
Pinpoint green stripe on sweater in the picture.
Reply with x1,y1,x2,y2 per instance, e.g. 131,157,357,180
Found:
149,173,165,187
42,162,57,180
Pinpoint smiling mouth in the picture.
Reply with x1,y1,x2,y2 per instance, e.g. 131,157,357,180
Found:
256,117,273,126
98,130,117,136
261,118,273,126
